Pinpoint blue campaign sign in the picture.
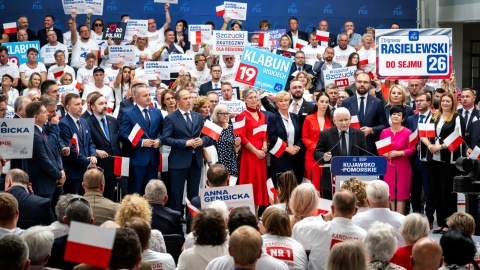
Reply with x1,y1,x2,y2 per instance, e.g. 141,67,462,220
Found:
3,41,41,67
235,46,293,93
331,156,387,176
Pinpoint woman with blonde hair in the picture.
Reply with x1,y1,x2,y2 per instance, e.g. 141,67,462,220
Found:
327,240,368,270
289,183,319,228
273,34,296,55
384,84,414,126
171,70,192,91
294,70,314,93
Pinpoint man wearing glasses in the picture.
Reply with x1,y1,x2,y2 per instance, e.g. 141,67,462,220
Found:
406,79,423,109
40,30,68,67
199,64,222,96
37,15,64,47
286,50,314,90
68,12,99,69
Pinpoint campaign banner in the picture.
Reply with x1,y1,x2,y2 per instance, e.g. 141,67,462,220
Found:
331,156,387,176
85,0,103,15
102,22,126,41
168,54,195,73
261,29,286,50
224,1,247,20
323,66,357,88
58,82,80,95
275,49,296,60
200,184,255,214
62,0,86,14
211,31,248,55
218,99,246,116
248,43,270,52
154,0,178,3
108,45,136,66
3,41,40,66
376,28,452,79
125,20,148,41
144,61,170,80
0,119,34,159
236,46,293,93
188,25,212,45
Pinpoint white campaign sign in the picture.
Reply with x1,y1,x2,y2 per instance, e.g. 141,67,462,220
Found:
200,184,255,214
323,66,357,88
0,119,35,159
211,31,248,55
144,61,170,80
125,20,148,41
108,45,136,66
224,1,247,20
62,0,86,14
85,0,104,15
168,54,195,73
188,25,212,45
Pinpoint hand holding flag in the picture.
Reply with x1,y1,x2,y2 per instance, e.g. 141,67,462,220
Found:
266,178,277,205
128,123,145,147
375,137,392,156
185,197,199,217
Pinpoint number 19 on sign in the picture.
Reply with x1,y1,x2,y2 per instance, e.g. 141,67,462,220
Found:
235,63,258,86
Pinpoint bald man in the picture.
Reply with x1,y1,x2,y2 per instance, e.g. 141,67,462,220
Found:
411,237,443,270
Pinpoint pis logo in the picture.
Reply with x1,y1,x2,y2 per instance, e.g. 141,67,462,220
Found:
358,4,367,15
252,2,262,13
409,31,419,41
305,23,314,33
323,4,333,14
32,0,42,9
107,0,117,11
180,1,190,12
144,0,153,11
0,0,4,10
287,3,297,14
271,22,279,30
393,5,403,16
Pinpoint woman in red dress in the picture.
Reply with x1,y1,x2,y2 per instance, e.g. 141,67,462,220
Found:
302,92,332,191
237,88,268,207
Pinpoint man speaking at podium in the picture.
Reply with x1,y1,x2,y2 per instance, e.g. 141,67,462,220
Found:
314,107,367,199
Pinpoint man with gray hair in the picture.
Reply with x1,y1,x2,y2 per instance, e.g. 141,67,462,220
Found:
0,234,30,270
352,180,405,247
22,226,55,268
145,179,183,235
13,96,31,118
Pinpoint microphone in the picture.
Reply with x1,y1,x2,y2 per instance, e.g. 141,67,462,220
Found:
309,138,342,181
352,141,377,157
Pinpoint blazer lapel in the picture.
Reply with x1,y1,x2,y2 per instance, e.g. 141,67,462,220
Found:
67,115,84,143
92,117,109,142
363,95,374,121
331,128,340,156
133,106,149,135
276,113,288,140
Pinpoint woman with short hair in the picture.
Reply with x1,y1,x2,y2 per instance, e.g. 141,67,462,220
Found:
365,222,405,270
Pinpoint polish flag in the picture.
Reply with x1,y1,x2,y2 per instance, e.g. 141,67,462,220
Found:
52,66,64,79
315,30,329,46
128,123,144,147
375,136,392,156
195,31,202,44
258,33,270,47
350,115,360,129
266,178,277,205
3,22,17,34
185,197,199,217
317,198,332,215
409,129,419,148
75,81,82,90
233,117,245,136
252,124,267,136
113,156,129,177
56,109,63,120
229,175,238,186
359,52,369,66
295,39,308,50
158,152,168,172
71,133,79,157
216,5,225,16
418,123,435,138
64,221,115,268
201,120,222,141
107,102,114,114
269,138,287,157
443,129,464,152
469,146,480,160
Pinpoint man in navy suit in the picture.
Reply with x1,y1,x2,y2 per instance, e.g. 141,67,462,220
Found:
341,73,388,155
199,64,222,96
162,89,211,212
286,17,308,49
458,88,479,141
59,93,97,194
23,101,65,199
5,169,55,229
286,51,314,89
119,83,162,195
86,93,122,200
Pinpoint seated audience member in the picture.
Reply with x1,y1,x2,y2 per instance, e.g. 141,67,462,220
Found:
22,225,56,269
115,194,166,253
289,183,320,228
446,212,476,236
0,234,30,270
268,171,298,214
124,217,176,269
109,228,143,270
365,222,405,270
206,206,288,270
260,207,308,270
45,194,79,238
440,229,479,269
353,180,405,247
341,177,368,213
177,209,228,270
0,192,23,236
229,226,263,270
411,237,443,270
82,167,119,226
327,240,368,270
390,213,430,270
4,169,55,229
145,179,183,235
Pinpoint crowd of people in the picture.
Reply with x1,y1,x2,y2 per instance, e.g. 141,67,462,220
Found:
0,6,479,270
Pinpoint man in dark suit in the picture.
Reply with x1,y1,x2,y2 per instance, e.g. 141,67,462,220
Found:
289,80,315,126
162,89,211,212
286,51,314,89
7,16,37,42
341,73,388,155
405,79,422,109
86,93,121,200
145,179,183,236
36,15,63,47
314,107,367,199
119,83,162,195
4,169,55,229
458,88,479,140
286,17,308,49
59,93,97,194
313,47,343,90
23,101,65,199
318,20,337,47
9,96,31,171
199,64,222,96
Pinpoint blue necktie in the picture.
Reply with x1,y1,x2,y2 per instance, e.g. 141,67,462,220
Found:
101,118,110,141
76,120,83,138
465,110,469,125
185,112,193,130
419,114,425,124
143,109,150,128
358,97,365,126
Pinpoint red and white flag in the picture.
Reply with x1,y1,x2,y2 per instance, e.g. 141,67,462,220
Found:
128,123,144,147
113,156,129,177
315,30,329,46
216,5,225,16
107,102,114,114
350,115,360,129
71,133,79,157
359,52,369,66
418,123,435,138
375,136,392,156
75,81,82,90
252,124,267,136
443,129,464,152
317,198,332,215
258,33,270,47
233,117,245,136
64,221,116,268
3,22,17,34
269,138,287,157
266,178,277,205
52,66,64,79
194,31,202,44
409,129,419,148
201,120,222,141
185,197,199,217
56,109,63,120
158,152,169,172
469,146,480,160
295,39,308,50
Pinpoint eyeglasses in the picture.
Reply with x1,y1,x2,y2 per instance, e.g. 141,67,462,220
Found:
409,84,419,87
212,70,222,73
218,112,230,116
224,57,234,61
87,165,104,174
94,24,103,27
66,197,91,208
415,99,426,103
80,30,89,33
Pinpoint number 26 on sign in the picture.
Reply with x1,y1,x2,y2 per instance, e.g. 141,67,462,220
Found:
235,63,258,86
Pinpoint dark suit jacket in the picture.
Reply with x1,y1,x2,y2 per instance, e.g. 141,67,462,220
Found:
150,204,184,235
469,120,480,150
405,111,433,161
313,60,342,90
37,27,64,47
8,28,37,42
118,105,162,167
117,97,134,128
286,30,309,49
286,64,314,90
425,113,466,162
59,114,97,180
199,81,221,96
80,110,92,120
341,94,388,154
7,185,55,229
458,107,479,140
313,126,367,190
327,33,337,48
